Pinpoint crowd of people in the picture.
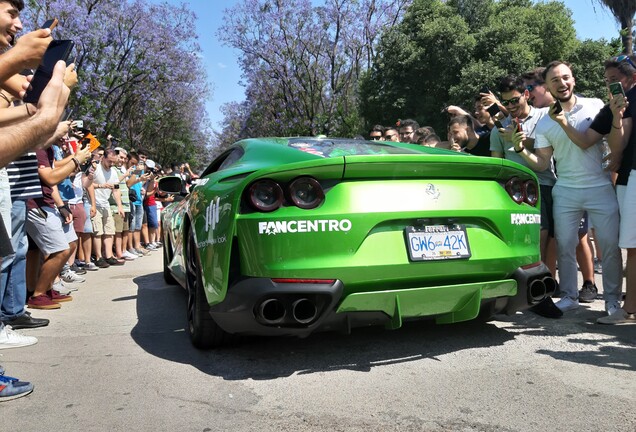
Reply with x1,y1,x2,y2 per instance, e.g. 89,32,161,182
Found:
368,57,636,327
0,0,203,401
1,0,635,403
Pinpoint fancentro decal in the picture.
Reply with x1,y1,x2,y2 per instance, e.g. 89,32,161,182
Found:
511,213,541,225
259,219,352,235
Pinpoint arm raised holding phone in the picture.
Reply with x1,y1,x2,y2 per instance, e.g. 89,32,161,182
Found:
0,61,71,168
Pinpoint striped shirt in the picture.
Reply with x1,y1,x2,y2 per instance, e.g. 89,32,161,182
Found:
7,152,42,201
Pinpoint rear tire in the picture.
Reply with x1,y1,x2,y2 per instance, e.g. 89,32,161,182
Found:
185,227,233,349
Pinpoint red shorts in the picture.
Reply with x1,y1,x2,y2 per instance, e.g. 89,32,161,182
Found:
70,203,87,234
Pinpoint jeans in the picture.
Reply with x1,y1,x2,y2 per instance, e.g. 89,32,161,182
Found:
0,168,10,231
0,200,27,320
130,204,143,231
552,184,623,303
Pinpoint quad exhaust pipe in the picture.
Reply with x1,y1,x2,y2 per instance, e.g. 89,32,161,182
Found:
257,297,318,325
527,276,557,303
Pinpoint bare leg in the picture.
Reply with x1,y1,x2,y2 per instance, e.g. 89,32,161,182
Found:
33,249,71,297
102,234,114,259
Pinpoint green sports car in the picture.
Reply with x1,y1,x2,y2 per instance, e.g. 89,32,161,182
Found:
159,137,555,349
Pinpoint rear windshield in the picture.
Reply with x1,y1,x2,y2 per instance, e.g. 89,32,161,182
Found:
288,138,420,158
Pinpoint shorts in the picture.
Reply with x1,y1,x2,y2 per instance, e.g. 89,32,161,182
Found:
539,184,554,237
25,206,76,255
144,204,158,229
130,204,143,232
91,207,116,236
114,212,130,233
83,201,93,234
619,170,636,248
70,203,86,234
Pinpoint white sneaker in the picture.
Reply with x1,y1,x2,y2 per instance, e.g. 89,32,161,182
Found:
605,300,621,316
52,280,76,295
121,251,137,261
60,269,85,283
84,262,99,271
0,325,38,350
597,308,636,325
146,244,157,251
555,297,579,312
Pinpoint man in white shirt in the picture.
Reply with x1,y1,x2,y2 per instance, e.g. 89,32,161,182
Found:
90,148,124,267
513,61,623,314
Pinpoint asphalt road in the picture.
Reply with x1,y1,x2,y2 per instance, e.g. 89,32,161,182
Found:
1,250,635,432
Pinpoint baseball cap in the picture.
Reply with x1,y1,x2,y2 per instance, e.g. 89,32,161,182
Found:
145,159,156,169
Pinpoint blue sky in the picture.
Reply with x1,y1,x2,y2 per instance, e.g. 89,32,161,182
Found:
156,0,623,129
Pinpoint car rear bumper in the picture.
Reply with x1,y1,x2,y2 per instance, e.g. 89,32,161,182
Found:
210,263,555,337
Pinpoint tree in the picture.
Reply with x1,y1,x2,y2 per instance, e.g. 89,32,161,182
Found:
217,0,408,140
360,0,613,133
22,0,213,169
594,0,636,54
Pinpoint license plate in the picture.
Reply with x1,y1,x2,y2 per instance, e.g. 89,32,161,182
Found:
405,225,471,261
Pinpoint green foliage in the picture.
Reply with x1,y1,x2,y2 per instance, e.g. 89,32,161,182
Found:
566,38,622,99
360,0,614,134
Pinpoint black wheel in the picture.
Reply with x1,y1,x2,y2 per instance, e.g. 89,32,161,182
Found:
185,227,233,349
162,236,177,285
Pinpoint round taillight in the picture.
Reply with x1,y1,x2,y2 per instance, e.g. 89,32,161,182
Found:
288,177,325,209
248,179,283,212
524,180,538,206
505,177,525,204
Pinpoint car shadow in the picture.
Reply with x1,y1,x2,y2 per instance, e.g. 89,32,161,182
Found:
130,272,517,380
130,273,636,378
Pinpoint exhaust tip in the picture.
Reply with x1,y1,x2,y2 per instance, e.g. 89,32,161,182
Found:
292,298,317,324
528,279,547,303
258,298,286,324
541,277,557,295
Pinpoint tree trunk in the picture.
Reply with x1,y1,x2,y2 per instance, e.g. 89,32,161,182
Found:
621,16,634,54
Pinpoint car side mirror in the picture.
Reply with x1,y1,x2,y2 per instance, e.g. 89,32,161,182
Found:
158,175,184,195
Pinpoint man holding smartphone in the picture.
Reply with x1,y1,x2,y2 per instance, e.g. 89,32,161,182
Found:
0,0,80,401
489,75,560,319
90,148,125,267
514,61,622,316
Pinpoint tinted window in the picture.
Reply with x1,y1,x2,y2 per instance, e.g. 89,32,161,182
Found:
288,138,420,158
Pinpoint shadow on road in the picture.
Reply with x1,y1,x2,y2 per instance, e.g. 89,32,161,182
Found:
130,272,517,380
130,272,636,378
493,310,636,371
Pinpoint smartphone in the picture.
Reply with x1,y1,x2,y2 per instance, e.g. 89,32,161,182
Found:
74,120,84,129
23,39,75,104
480,86,490,95
513,118,523,133
552,99,563,115
41,18,58,30
487,103,500,117
62,108,74,121
609,82,625,98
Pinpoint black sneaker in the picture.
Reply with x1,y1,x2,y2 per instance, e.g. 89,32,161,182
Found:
578,281,598,303
70,264,87,275
3,313,50,329
95,257,110,268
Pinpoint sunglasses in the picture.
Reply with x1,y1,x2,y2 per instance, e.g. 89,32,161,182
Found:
370,135,382,140
614,55,636,69
501,96,522,106
525,83,540,92
384,133,397,138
